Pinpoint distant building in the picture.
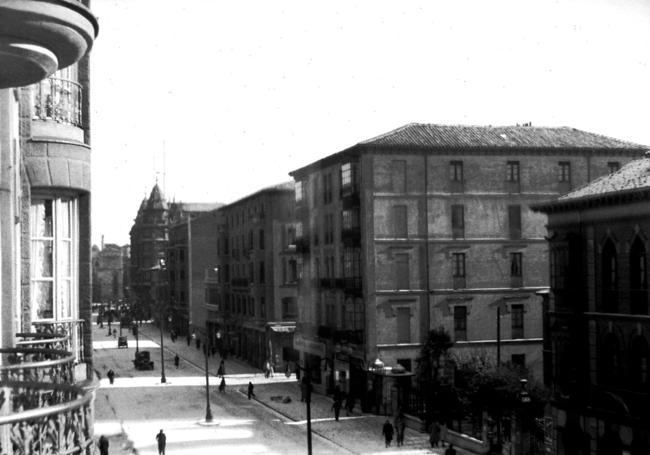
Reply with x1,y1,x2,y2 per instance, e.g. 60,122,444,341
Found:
129,184,169,320
289,123,646,409
191,182,298,370
534,157,650,454
129,184,221,325
92,242,129,304
0,1,99,452
167,201,222,335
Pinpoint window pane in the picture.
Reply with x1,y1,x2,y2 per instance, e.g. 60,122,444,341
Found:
33,240,53,277
59,240,71,276
59,279,71,319
59,199,71,238
32,281,53,319
31,200,53,237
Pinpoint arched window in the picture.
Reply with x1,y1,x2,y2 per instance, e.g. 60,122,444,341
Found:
629,336,650,388
600,333,621,385
601,240,618,312
630,237,648,314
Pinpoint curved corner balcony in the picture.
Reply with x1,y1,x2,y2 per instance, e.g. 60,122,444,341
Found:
0,327,94,454
0,0,98,88
0,382,94,455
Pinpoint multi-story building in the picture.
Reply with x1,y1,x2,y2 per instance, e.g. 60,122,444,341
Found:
129,184,169,320
0,1,98,454
533,157,650,454
92,242,128,304
166,201,222,335
202,182,298,370
289,123,646,408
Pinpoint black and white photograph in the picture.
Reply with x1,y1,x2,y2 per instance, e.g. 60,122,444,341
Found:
1,1,649,454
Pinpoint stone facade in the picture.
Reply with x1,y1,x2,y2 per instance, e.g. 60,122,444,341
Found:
92,243,127,304
195,182,298,371
290,124,646,406
534,157,650,454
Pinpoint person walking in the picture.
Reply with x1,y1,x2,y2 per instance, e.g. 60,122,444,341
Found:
430,421,441,448
382,419,394,448
174,354,180,368
219,377,226,393
394,411,406,447
247,381,255,399
217,360,225,378
107,369,115,385
155,429,166,455
264,360,271,378
186,334,191,346
98,434,109,455
445,444,457,455
332,396,342,421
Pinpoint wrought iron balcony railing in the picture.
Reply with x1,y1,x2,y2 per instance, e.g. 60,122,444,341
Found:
29,319,85,363
32,77,83,127
0,347,75,384
0,382,94,455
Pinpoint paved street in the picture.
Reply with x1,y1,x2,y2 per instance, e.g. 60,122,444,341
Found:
92,319,468,455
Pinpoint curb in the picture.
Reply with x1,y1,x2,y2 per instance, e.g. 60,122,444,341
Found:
235,387,357,455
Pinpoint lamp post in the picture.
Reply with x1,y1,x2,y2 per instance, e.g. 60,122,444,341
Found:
518,379,531,455
204,325,213,423
159,259,167,384
296,364,313,455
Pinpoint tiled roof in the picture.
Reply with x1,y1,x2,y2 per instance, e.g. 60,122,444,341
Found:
174,202,223,212
359,123,648,150
559,157,650,201
225,181,294,207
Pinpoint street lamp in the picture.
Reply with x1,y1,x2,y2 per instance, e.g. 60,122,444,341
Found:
204,325,213,423
518,379,531,455
159,259,167,384
296,364,313,455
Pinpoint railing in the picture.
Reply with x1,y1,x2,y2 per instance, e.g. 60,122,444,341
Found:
0,382,94,455
0,347,75,384
30,320,85,363
32,77,83,127
15,332,69,352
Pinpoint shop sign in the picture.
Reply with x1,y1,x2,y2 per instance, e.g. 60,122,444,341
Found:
293,334,326,357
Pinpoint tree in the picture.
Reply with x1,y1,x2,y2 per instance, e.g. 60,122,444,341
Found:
416,327,453,385
416,328,454,424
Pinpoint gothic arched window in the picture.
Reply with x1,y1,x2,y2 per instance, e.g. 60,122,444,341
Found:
630,237,648,314
600,333,621,385
630,335,650,388
601,239,618,312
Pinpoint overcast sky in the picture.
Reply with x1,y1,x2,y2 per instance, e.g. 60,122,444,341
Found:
90,0,650,247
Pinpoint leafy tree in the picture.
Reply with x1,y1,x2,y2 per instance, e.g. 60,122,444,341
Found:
416,327,453,385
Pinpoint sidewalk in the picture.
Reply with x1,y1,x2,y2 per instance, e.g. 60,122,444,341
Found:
111,322,476,454
241,381,475,455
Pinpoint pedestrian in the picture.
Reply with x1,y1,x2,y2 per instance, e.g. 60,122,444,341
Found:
445,444,456,455
155,429,166,455
394,411,406,446
264,360,270,378
332,397,342,421
430,421,441,448
107,369,115,385
285,362,291,378
217,360,225,378
170,329,176,342
382,419,394,448
186,334,191,346
98,434,109,455
196,338,201,349
174,354,179,368
112,328,117,338
219,377,226,393
345,393,355,416
247,381,255,399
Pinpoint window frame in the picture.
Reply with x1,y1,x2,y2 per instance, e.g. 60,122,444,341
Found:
30,197,79,322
